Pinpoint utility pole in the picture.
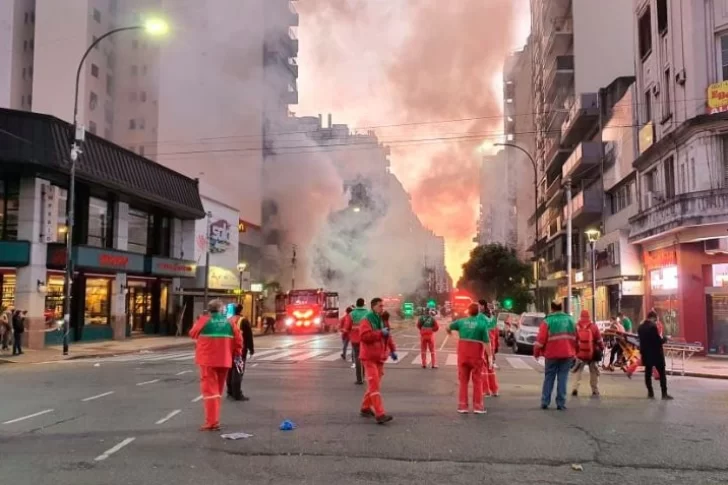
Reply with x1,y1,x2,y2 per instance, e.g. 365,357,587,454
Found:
291,244,297,290
565,178,573,315
202,211,212,307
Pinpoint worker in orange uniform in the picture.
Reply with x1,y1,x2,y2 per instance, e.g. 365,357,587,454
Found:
478,300,500,397
359,297,397,424
448,303,493,414
189,299,243,431
342,298,369,384
417,308,440,368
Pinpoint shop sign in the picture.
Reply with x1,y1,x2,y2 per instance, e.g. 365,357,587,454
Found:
75,247,145,273
208,266,238,290
40,183,59,243
238,219,260,233
148,257,196,278
621,280,644,296
209,219,233,254
574,271,584,283
707,81,728,114
250,283,263,292
650,266,678,291
643,248,677,269
712,263,728,287
0,241,30,267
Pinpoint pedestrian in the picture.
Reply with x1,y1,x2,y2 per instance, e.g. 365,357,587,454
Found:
478,301,500,397
342,298,369,385
534,301,576,411
618,311,633,333
189,299,243,431
638,310,673,400
0,307,11,352
359,297,396,424
607,316,624,371
12,309,25,355
447,303,492,414
340,306,353,361
416,308,439,368
571,309,603,397
226,304,254,401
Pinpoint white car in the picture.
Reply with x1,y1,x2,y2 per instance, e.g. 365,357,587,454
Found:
511,312,546,355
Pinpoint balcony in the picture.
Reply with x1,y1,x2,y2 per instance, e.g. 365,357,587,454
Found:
561,93,599,146
545,16,573,56
282,29,299,57
561,141,601,182
545,174,562,205
544,134,572,175
543,0,572,26
564,183,601,227
287,58,298,78
283,87,298,105
544,100,569,135
629,188,728,243
287,1,299,26
545,55,574,101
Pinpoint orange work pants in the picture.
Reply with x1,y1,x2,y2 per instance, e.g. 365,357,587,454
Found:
420,335,436,367
199,366,229,427
458,358,484,412
482,359,499,396
361,360,386,417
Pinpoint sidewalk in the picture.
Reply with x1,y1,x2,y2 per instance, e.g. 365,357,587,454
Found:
668,356,728,380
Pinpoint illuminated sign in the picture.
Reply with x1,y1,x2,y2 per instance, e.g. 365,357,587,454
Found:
712,264,728,287
707,81,728,114
621,281,644,296
149,257,196,278
250,283,264,292
643,248,677,269
209,219,232,254
574,271,584,283
650,266,678,291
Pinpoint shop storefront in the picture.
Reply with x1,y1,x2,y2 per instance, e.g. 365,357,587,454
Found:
706,264,728,355
0,241,30,310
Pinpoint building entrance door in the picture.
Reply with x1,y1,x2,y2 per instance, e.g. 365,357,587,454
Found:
127,286,152,333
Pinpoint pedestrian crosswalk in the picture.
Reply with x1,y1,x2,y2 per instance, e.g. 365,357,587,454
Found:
89,348,546,371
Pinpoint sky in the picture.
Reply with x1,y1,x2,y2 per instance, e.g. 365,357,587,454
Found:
296,0,531,282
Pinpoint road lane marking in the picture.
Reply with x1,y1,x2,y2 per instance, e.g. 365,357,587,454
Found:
136,379,160,386
291,349,329,361
81,391,114,402
505,356,533,370
155,409,181,425
175,370,193,376
169,353,196,361
251,363,258,367
445,353,458,366
147,352,193,361
2,409,54,425
192,394,203,402
95,437,135,462
257,349,311,361
385,352,408,364
248,349,287,359
439,334,450,350
318,351,345,361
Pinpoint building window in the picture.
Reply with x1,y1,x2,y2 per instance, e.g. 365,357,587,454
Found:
644,90,652,124
611,184,632,214
91,63,99,78
106,74,113,95
131,65,138,76
88,121,97,135
85,278,111,326
87,197,111,248
29,39,33,51
663,68,672,120
0,179,20,240
129,119,136,130
93,8,101,22
89,91,98,111
638,7,652,59
140,91,147,102
721,36,728,81
691,157,696,190
128,208,150,254
664,156,675,199
657,0,668,34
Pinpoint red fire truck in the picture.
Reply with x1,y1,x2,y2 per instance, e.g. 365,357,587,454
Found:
451,289,475,320
275,289,340,334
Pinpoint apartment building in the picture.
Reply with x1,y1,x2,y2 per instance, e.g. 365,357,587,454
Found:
629,0,728,354
477,150,516,249
530,0,634,310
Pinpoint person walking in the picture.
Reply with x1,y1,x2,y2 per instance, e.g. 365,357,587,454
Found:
638,310,673,400
416,308,439,368
342,298,369,385
359,298,396,424
571,310,603,397
534,301,576,410
618,312,633,333
190,299,243,431
226,304,254,401
0,307,11,352
479,303,500,397
11,309,25,355
340,306,353,361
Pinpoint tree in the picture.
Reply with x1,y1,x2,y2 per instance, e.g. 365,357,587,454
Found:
458,244,533,313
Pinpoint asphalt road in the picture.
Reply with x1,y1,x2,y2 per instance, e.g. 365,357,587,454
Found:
2,325,728,484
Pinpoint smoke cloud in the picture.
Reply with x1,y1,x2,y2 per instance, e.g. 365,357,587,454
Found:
297,0,527,281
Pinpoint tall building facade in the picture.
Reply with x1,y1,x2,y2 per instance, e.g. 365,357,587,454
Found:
629,0,728,354
529,0,634,311
477,150,515,249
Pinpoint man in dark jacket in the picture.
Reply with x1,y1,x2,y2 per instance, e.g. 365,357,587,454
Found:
12,310,25,355
638,311,673,400
226,304,255,401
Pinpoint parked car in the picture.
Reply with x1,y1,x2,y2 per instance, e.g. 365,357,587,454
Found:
496,312,519,336
511,312,546,355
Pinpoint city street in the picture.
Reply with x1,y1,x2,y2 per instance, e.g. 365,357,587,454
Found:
2,327,728,484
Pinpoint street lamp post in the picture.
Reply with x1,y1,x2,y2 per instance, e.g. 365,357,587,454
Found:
237,262,248,300
61,18,169,355
585,229,601,320
494,142,540,311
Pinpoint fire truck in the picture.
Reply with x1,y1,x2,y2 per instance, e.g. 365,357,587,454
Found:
275,289,340,334
451,289,475,320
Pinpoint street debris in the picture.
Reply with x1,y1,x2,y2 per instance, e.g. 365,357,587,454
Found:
279,419,297,431
221,432,254,440
571,464,584,472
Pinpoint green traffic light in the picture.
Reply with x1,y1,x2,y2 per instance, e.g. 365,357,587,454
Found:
503,298,513,310
427,299,436,308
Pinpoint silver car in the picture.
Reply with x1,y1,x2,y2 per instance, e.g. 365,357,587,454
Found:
512,312,546,355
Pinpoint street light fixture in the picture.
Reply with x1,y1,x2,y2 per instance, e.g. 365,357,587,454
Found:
493,142,540,310
585,228,601,320
61,18,169,355
237,262,248,299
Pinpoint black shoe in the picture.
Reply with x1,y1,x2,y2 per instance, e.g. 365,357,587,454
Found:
240,396,250,402
341,353,346,360
541,404,548,410
376,414,393,424
360,409,375,418
571,389,578,397
648,393,655,399
662,394,674,400
557,405,567,411
355,381,364,385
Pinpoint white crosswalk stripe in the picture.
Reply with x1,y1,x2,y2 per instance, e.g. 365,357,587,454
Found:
445,353,458,367
505,356,533,370
319,351,347,361
385,352,408,364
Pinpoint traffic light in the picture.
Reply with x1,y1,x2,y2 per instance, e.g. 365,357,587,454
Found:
427,299,436,309
403,302,415,317
502,297,514,310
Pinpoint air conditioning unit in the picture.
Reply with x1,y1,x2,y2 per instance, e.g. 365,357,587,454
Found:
651,84,660,96
705,238,728,255
675,69,687,86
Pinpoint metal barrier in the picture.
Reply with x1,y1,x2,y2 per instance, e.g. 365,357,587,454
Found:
663,340,704,376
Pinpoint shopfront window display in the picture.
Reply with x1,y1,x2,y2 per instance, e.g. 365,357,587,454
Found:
652,296,679,338
85,278,111,325
1,274,15,310
44,276,64,328
708,295,728,355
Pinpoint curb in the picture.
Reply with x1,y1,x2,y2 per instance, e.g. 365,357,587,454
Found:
0,341,193,365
